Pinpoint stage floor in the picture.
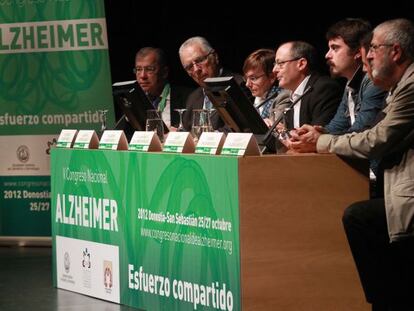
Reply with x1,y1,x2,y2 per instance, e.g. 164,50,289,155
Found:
0,246,138,311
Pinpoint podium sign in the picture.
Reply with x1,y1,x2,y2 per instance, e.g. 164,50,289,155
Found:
163,132,195,153
195,132,225,155
129,131,162,152
221,133,260,156
98,130,128,150
56,129,78,148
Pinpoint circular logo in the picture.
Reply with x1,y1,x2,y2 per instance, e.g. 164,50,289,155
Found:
64,252,70,273
16,145,30,163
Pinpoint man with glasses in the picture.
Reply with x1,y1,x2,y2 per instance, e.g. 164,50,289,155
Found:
133,47,193,130
178,36,245,130
273,41,342,131
285,19,414,311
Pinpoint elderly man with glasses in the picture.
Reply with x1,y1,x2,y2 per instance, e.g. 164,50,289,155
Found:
178,36,245,131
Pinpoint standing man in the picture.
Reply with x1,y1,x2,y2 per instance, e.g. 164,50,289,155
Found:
178,36,244,130
286,19,414,311
273,41,342,130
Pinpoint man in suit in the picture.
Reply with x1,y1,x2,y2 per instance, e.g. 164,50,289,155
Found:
134,47,193,130
285,19,414,311
272,41,342,131
116,47,193,140
178,36,244,131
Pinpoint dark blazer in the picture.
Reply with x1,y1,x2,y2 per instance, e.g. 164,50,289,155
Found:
183,69,244,131
286,73,343,129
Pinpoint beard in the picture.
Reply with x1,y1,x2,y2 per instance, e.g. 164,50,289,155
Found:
372,55,393,82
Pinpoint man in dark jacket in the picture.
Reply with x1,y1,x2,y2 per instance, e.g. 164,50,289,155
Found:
273,41,342,130
178,36,244,131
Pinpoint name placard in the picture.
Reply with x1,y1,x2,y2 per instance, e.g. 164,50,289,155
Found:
163,132,195,153
73,130,99,149
128,131,162,152
195,132,225,155
221,133,260,156
56,129,78,148
99,130,128,150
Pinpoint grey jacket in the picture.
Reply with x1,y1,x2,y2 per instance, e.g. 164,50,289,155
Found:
317,63,414,242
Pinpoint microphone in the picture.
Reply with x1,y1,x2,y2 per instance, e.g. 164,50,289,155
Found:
262,85,313,148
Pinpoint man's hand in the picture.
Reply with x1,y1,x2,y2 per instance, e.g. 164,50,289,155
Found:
263,118,273,127
283,124,323,153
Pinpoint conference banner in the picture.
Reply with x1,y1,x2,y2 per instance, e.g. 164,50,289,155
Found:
0,1,115,237
51,149,241,310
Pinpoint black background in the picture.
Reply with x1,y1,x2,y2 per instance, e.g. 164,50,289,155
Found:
104,1,413,87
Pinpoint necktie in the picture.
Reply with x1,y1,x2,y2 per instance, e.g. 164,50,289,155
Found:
152,97,161,109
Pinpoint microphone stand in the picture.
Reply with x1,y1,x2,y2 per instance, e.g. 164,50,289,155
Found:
261,85,313,153
255,90,280,110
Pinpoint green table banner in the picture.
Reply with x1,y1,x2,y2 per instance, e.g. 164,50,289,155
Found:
51,149,241,310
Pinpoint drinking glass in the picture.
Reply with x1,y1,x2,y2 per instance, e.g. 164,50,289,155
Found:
174,108,187,132
191,109,209,143
205,108,215,132
99,109,108,134
146,109,164,143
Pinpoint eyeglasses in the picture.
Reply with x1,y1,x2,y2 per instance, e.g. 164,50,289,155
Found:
245,73,266,83
273,57,301,68
183,50,214,72
368,43,393,53
133,65,157,75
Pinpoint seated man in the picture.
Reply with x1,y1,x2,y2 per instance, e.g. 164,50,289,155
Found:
178,36,245,131
324,18,386,135
116,47,193,139
284,19,414,311
134,47,193,130
273,41,343,131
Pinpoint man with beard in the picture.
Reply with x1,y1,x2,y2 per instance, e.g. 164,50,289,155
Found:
324,18,387,135
284,18,414,311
